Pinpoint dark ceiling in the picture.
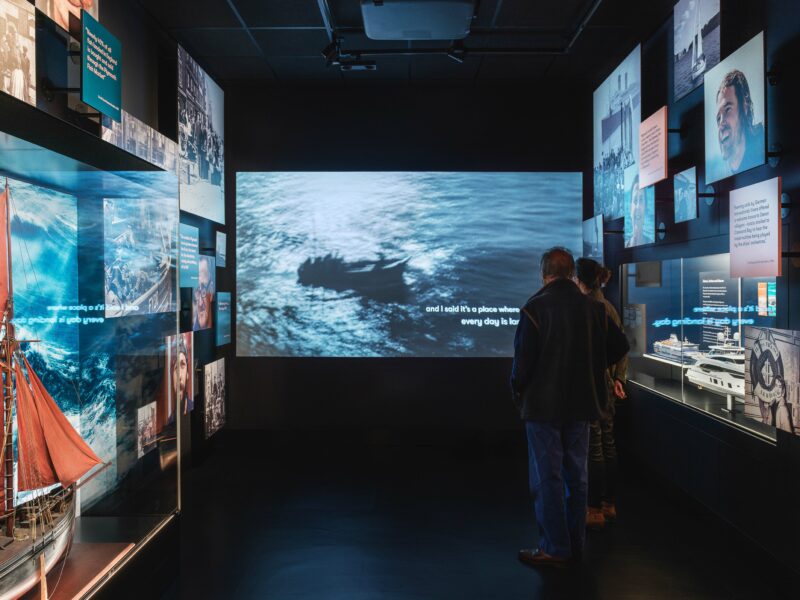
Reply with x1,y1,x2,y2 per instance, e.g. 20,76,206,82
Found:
137,0,677,86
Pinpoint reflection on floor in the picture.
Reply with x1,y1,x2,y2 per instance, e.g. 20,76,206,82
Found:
177,432,798,599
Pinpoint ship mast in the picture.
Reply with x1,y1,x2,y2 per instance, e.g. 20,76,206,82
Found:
1,179,15,536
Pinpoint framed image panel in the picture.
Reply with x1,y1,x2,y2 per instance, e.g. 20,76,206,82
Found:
178,45,225,224
744,327,800,436
582,214,604,262
673,0,721,101
704,32,766,185
624,181,655,248
204,358,225,439
1,0,36,106
593,45,641,220
674,166,698,223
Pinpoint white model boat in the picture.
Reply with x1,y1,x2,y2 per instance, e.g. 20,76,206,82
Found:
685,328,745,398
653,334,700,364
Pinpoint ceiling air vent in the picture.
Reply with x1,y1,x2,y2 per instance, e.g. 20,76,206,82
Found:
360,0,475,40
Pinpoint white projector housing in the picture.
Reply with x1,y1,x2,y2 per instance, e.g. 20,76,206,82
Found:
361,0,475,40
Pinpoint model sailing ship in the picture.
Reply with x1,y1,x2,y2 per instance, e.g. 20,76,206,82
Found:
653,334,700,364
0,182,104,599
685,327,745,398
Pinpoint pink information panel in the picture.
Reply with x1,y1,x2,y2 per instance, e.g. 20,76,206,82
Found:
730,177,782,278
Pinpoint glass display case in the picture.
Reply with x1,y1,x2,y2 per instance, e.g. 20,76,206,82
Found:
622,253,779,440
1,129,179,597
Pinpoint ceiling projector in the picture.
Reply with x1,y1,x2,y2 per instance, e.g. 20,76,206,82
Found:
360,0,475,40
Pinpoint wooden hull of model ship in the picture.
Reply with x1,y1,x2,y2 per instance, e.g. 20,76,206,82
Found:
0,489,76,600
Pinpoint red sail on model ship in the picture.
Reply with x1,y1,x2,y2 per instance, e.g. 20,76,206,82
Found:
1,178,106,600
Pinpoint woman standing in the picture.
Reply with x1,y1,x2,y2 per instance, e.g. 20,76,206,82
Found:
575,259,628,529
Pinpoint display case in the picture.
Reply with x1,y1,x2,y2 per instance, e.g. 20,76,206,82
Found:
0,129,179,598
622,253,779,440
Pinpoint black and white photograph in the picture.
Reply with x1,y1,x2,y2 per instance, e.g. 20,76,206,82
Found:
704,32,766,185
673,0,720,101
136,401,157,458
204,357,225,439
674,166,698,223
593,45,641,220
102,111,179,174
178,45,225,224
744,327,800,436
0,0,35,107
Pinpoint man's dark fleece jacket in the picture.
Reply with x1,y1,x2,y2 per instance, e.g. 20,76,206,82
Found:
510,278,630,422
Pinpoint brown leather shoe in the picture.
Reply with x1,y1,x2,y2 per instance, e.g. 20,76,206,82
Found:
601,501,617,523
518,548,569,568
586,506,605,530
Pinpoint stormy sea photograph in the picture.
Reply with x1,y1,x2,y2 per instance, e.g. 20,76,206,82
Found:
237,171,582,358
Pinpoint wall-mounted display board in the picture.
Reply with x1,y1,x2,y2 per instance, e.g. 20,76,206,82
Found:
81,10,120,122
1,127,180,598
582,214,604,262
36,0,99,35
236,171,582,358
102,111,179,174
177,46,225,224
624,182,655,248
103,196,177,318
639,106,668,188
0,0,36,107
729,177,781,278
192,255,215,331
216,230,227,267
204,357,225,439
622,254,778,440
673,0,720,101
593,45,641,219
744,327,800,436
216,291,231,346
179,222,200,287
674,166,698,223
704,32,766,185
167,331,193,415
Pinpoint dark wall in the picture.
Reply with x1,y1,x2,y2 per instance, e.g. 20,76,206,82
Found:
224,83,591,433
602,0,800,574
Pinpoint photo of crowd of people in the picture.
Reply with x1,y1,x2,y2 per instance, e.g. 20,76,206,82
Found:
593,45,641,220
1,0,35,106
204,358,225,439
178,45,225,224
102,111,179,174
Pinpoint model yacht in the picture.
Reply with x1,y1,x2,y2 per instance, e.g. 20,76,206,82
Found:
652,334,700,364
685,328,745,398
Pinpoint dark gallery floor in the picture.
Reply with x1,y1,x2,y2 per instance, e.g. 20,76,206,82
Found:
170,431,798,600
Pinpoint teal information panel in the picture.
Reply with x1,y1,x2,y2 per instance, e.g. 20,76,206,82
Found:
179,223,200,287
82,12,121,122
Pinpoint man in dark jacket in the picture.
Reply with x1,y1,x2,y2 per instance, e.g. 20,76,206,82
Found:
510,247,629,567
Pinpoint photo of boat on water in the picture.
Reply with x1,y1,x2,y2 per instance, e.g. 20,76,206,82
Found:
236,172,583,357
103,196,177,319
673,0,720,101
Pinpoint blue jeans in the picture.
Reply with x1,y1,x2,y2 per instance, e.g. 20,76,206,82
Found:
525,420,590,559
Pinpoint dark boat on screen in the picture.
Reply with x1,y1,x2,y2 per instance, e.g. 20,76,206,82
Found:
297,253,409,293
